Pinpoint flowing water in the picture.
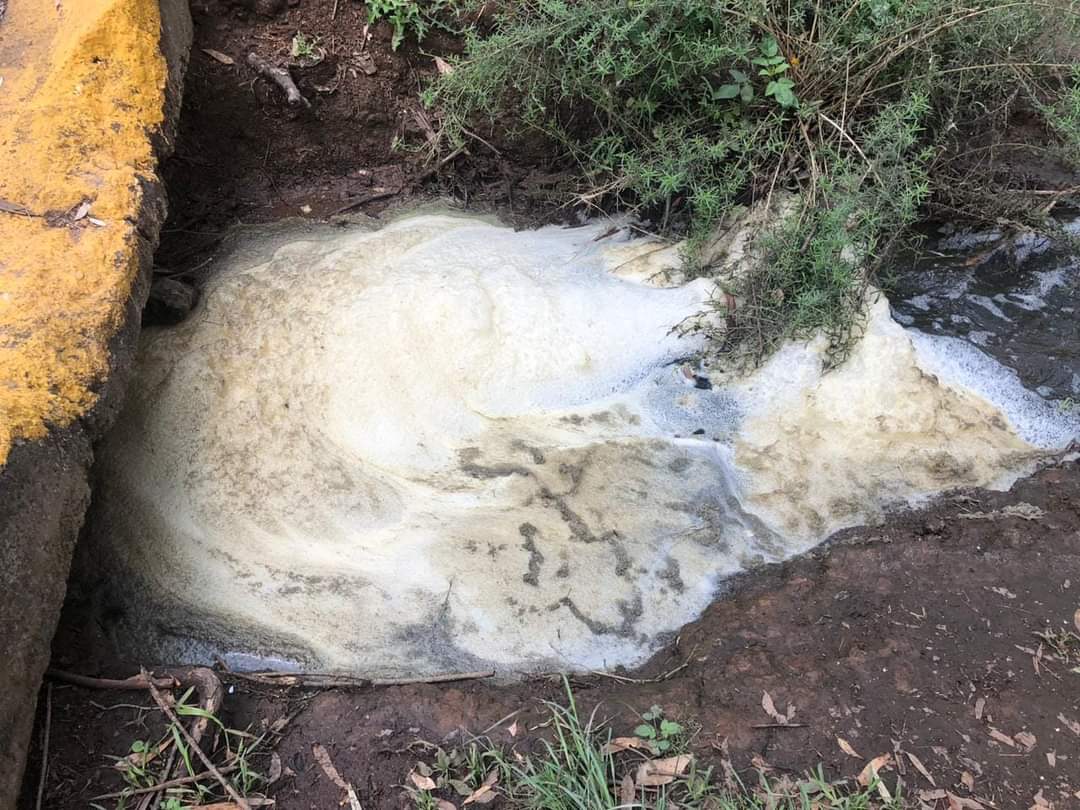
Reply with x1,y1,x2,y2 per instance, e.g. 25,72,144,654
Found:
82,211,1079,676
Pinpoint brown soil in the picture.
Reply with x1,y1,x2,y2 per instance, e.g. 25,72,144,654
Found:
16,3,1080,809
20,463,1080,810
157,0,565,276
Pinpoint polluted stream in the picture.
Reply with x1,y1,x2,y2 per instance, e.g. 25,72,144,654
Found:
70,210,1080,678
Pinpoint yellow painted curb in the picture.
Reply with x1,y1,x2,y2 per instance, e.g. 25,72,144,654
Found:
0,0,168,464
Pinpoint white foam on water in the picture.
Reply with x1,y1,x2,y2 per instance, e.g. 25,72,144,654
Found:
89,213,1078,676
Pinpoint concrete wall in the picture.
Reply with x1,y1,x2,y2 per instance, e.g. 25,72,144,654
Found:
0,2,192,806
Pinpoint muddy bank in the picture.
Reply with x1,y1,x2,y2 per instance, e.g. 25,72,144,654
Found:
25,461,1080,809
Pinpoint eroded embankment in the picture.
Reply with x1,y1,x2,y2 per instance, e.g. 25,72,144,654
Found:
72,212,1077,677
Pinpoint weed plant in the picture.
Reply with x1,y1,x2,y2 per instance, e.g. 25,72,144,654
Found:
424,0,1080,364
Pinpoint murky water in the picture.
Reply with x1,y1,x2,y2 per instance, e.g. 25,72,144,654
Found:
888,217,1080,404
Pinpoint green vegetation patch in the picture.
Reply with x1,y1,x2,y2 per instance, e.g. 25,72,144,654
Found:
422,0,1080,365
404,680,908,810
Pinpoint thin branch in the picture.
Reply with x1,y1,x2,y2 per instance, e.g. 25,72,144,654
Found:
143,670,252,810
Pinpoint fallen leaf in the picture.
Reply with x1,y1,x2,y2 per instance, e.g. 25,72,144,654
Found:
87,216,106,227
947,794,985,810
920,789,948,801
463,770,498,805
907,752,935,786
1046,751,1056,768
1014,731,1037,752
436,801,456,810
203,48,235,65
1030,789,1052,808
601,737,649,755
1074,607,1080,633
71,200,90,221
974,697,985,720
961,771,975,791
410,772,437,791
857,754,892,787
0,198,33,217
837,737,860,758
761,691,786,724
267,751,283,785
987,728,1016,748
433,56,454,75
635,755,693,787
619,773,635,806
312,744,348,789
507,720,519,738
1059,713,1080,736
989,586,1017,599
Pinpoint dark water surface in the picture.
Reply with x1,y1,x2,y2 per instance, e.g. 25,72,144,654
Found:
888,218,1080,404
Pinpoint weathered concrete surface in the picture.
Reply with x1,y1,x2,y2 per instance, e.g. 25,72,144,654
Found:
0,1,191,807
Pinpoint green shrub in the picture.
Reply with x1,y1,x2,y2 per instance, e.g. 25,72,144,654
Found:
367,0,455,50
425,0,1080,364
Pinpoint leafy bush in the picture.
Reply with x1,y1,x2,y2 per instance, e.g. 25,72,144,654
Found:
367,0,454,50
425,0,1080,364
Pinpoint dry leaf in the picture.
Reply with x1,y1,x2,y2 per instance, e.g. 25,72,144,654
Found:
0,198,33,216
907,752,935,786
436,801,457,810
507,720,519,738
267,751,283,785
1046,751,1057,768
1074,607,1080,633
987,728,1016,748
203,48,235,65
837,737,860,758
601,737,648,755
1014,731,1037,752
1030,789,1052,809
463,770,498,805
961,771,975,791
920,789,948,801
619,773,635,806
947,794,985,810
411,772,438,791
974,697,985,720
1058,713,1080,736
761,691,786,724
433,56,454,75
635,755,693,787
312,744,348,789
857,754,892,787
71,200,90,221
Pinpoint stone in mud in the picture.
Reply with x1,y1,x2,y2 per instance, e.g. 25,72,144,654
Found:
0,0,191,806
78,213,1075,679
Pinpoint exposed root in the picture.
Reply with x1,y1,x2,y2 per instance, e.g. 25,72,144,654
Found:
246,53,311,108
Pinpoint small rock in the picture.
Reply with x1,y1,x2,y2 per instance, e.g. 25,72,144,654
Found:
145,276,199,325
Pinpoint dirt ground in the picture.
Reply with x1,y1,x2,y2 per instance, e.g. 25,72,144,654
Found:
20,462,1080,809
157,0,568,277
15,3,1080,809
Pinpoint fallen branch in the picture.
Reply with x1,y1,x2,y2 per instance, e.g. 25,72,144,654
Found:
247,53,311,108
143,669,252,810
48,667,222,748
221,668,494,689
329,190,398,217
89,764,240,802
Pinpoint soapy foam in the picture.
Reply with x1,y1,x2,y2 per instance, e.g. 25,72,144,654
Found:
87,213,1077,675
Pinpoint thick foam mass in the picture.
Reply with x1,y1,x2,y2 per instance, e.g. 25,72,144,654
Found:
87,213,1076,675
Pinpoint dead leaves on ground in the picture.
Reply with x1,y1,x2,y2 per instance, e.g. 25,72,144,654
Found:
634,754,694,787
313,743,362,810
987,727,1037,752
760,690,797,725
